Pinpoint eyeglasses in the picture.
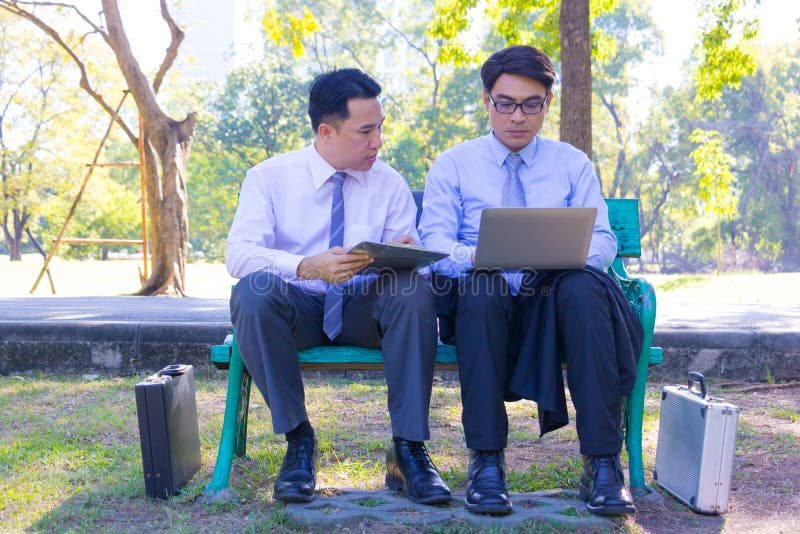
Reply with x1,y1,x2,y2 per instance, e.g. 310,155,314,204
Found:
488,94,547,115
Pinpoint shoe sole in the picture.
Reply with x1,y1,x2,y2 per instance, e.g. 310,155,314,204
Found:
273,491,315,504
464,499,513,516
385,474,452,505
579,483,636,516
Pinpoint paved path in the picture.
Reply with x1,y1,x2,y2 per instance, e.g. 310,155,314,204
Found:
279,488,622,531
1,295,798,331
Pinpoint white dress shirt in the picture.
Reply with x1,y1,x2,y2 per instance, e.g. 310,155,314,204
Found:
226,143,419,294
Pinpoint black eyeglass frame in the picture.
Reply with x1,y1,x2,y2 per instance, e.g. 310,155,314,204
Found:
487,93,549,115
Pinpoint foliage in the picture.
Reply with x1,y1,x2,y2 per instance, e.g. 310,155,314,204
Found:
694,0,759,102
185,53,309,260
5,1,799,272
429,0,620,67
688,128,737,221
263,4,320,58
262,0,385,73
0,13,93,259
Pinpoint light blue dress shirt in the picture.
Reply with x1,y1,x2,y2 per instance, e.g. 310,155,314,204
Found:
419,132,617,280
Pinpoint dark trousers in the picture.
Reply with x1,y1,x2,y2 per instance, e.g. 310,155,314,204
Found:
453,270,623,455
230,270,437,441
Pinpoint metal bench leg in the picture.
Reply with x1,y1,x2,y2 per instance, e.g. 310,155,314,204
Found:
626,284,657,495
203,340,251,500
626,341,651,494
232,338,251,458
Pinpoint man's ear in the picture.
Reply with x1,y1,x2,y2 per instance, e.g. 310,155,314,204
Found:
482,90,490,113
317,122,334,143
544,91,555,112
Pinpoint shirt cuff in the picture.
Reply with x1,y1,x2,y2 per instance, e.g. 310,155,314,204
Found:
273,252,306,281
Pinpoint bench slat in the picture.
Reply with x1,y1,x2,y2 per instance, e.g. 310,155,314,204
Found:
211,342,459,371
212,341,660,369
605,198,641,258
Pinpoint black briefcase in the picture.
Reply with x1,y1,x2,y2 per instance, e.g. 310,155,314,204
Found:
135,364,201,499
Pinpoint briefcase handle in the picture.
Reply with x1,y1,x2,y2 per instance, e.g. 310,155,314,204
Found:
688,371,707,399
159,364,192,377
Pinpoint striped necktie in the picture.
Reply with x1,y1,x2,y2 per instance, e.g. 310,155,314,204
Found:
501,153,525,294
323,171,346,340
502,152,525,207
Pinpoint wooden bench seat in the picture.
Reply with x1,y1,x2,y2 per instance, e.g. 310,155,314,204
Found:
204,194,661,500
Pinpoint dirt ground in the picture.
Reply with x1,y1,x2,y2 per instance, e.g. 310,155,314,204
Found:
495,380,800,533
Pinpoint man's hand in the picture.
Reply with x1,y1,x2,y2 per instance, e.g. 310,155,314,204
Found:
297,247,373,283
390,234,417,245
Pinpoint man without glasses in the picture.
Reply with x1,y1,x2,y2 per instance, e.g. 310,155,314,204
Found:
420,45,643,516
226,68,451,505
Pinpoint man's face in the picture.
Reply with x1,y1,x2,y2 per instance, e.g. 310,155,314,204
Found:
483,73,553,152
318,97,384,171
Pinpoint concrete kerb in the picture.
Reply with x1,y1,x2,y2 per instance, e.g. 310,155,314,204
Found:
3,322,800,382
0,320,231,375
1,296,799,381
282,489,615,531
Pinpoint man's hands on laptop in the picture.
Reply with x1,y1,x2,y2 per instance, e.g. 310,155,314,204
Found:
297,247,373,283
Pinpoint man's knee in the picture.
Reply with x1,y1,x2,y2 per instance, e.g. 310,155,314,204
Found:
555,271,605,309
377,271,434,313
457,271,510,315
231,271,287,316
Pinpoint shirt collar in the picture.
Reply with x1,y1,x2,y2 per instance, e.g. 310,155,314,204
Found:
307,143,369,190
487,131,539,168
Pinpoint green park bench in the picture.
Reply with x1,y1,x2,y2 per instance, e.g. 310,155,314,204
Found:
203,193,662,500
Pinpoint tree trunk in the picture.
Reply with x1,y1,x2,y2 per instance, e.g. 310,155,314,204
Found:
2,209,27,261
136,114,195,295
559,0,593,163
100,0,194,295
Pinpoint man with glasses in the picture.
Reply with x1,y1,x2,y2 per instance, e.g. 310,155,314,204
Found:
419,46,642,517
227,68,451,506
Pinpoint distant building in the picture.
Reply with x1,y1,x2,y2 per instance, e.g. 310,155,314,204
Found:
173,0,236,82
169,0,262,82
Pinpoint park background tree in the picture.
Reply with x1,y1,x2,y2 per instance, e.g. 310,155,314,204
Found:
5,0,796,276
0,0,195,295
0,13,67,261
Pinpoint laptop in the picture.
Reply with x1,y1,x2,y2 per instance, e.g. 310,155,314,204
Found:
473,207,597,270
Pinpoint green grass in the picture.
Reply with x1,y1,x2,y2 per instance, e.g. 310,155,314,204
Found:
772,407,800,422
2,374,599,531
3,375,792,532
507,458,583,492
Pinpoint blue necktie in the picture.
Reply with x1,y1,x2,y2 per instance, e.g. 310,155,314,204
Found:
502,153,525,207
323,171,346,340
501,153,525,294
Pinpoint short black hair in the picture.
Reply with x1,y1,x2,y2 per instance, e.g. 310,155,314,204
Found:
480,45,556,93
308,68,382,132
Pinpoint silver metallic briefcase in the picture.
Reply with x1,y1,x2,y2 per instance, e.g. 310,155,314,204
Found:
654,372,739,514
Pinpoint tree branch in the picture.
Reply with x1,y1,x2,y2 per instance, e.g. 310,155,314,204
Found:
0,0,137,145
100,0,166,139
152,0,184,94
14,0,106,34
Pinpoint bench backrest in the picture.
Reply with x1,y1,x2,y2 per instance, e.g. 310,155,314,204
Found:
410,190,641,259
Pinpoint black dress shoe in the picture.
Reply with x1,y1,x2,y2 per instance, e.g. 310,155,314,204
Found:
579,454,636,516
385,439,452,505
465,449,512,515
273,436,319,503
